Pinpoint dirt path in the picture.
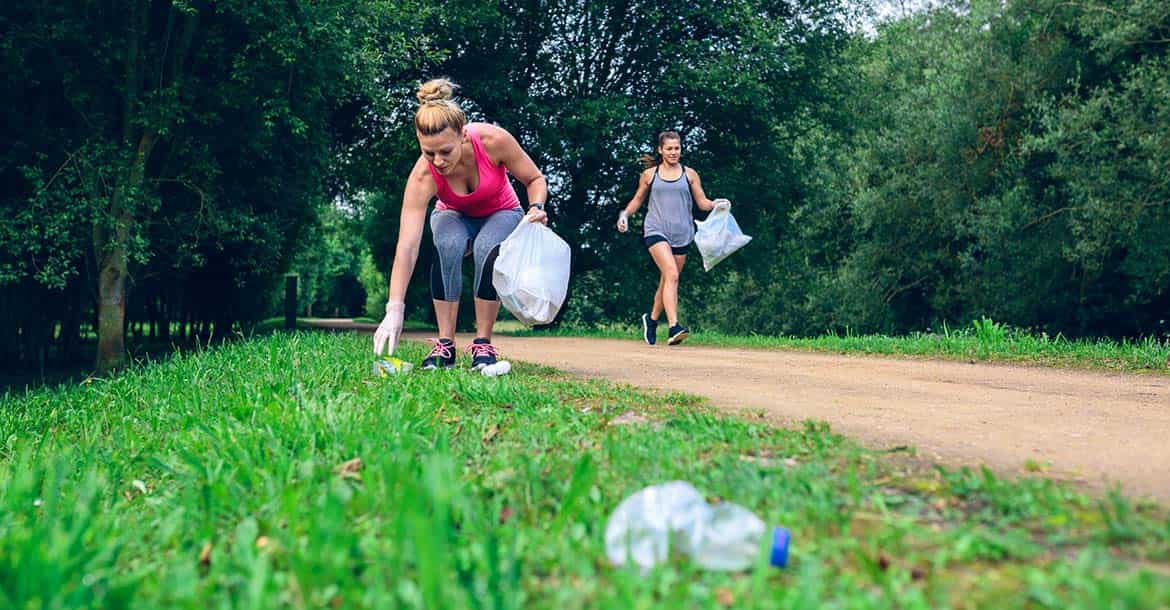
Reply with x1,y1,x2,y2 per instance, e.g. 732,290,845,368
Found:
321,320,1170,501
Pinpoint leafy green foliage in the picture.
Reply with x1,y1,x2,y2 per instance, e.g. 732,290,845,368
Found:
289,204,370,318
1,0,433,370
7,0,1170,373
762,0,1170,338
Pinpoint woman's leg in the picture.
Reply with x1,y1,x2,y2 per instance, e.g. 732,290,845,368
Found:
666,251,690,344
433,301,459,340
429,210,472,340
647,242,681,327
470,208,524,340
651,275,665,321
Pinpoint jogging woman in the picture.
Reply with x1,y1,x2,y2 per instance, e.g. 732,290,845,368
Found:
373,78,548,369
616,130,728,345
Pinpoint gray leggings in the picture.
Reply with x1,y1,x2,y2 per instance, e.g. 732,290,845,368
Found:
429,207,523,302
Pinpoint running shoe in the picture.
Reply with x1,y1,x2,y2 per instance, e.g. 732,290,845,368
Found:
467,338,499,370
641,313,658,345
421,338,457,369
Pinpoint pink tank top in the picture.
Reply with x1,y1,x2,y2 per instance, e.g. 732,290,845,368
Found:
427,124,521,217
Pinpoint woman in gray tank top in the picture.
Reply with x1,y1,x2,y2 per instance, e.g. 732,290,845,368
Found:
616,131,730,346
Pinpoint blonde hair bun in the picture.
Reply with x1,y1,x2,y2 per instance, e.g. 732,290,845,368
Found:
417,78,457,105
414,78,466,135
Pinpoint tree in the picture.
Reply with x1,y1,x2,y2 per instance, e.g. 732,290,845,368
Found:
789,0,1170,336
3,0,429,372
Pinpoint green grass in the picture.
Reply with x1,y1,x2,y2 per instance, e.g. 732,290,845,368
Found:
508,318,1170,374
2,332,1168,608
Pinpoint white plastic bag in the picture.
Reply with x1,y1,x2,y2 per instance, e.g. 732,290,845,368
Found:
491,219,571,327
693,204,752,271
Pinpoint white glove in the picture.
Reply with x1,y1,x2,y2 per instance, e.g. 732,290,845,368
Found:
617,211,629,233
713,198,731,212
373,301,405,356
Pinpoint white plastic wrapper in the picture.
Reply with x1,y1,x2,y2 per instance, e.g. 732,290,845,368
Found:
491,219,571,327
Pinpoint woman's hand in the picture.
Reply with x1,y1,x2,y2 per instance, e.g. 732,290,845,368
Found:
617,211,629,233
373,301,406,356
712,198,731,212
526,205,548,225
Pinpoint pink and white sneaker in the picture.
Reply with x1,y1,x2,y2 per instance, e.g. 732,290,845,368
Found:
421,338,456,370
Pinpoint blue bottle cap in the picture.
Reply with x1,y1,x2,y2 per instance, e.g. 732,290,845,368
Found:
770,526,791,568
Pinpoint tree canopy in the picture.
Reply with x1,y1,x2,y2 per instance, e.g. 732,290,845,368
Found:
4,0,1168,376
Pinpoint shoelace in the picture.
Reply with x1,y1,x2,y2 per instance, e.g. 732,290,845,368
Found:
426,338,455,360
466,342,499,359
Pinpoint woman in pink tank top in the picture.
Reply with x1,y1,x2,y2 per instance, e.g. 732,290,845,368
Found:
426,124,522,217
372,79,549,372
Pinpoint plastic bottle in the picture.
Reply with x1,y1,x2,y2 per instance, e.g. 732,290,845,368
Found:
604,481,790,571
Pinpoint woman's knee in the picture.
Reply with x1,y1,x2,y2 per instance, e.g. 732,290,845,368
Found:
472,214,516,258
433,231,469,261
471,237,499,264
661,268,680,284
431,211,470,253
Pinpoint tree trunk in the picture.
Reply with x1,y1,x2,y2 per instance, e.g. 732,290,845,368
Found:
94,131,156,374
95,0,159,374
95,210,129,373
214,312,233,342
0,289,16,366
159,298,170,342
149,297,157,340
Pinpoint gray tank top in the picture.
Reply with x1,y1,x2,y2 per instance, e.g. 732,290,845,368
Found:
643,165,695,247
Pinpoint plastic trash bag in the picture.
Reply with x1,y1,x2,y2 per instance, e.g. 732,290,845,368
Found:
694,203,752,271
492,219,571,327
